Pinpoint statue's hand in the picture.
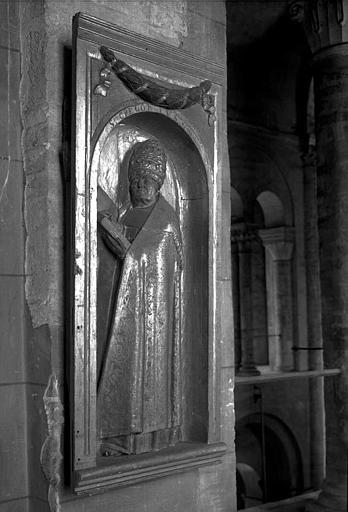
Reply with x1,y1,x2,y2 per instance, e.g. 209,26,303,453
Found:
97,209,112,224
99,215,130,259
103,232,128,260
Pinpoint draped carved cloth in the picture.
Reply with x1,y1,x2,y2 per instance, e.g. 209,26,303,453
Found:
98,196,183,440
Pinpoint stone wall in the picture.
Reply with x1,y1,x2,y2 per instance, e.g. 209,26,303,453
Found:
0,2,29,511
16,2,232,512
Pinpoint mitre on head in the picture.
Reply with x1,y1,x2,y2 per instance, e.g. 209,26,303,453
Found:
129,139,167,187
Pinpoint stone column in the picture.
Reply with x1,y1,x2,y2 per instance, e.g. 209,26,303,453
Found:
231,240,241,372
306,43,348,512
302,149,323,371
289,2,348,508
231,223,260,376
259,227,295,372
302,149,326,488
251,238,269,366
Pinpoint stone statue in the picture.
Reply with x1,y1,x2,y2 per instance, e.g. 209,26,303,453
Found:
97,139,183,455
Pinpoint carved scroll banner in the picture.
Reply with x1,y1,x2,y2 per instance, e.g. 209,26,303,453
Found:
94,45,216,125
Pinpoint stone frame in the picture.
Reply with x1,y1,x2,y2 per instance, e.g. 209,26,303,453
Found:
69,13,227,494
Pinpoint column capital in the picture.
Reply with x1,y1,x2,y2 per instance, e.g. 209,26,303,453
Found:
289,0,348,54
231,222,259,244
301,145,317,167
259,226,295,261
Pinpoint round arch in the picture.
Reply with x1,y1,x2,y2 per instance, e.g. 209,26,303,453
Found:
256,190,285,228
230,142,294,226
91,108,211,445
231,186,244,222
235,412,304,506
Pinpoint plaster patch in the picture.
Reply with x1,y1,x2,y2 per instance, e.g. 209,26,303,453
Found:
146,0,188,44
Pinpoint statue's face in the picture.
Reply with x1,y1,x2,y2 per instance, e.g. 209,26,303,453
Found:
130,174,159,208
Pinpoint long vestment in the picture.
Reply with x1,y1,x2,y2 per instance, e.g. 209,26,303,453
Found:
98,195,183,440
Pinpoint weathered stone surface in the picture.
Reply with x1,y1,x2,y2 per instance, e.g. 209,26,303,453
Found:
61,470,198,512
218,190,232,281
198,463,234,512
0,0,20,51
0,276,25,384
26,382,50,507
0,384,28,502
20,1,52,330
0,498,29,512
0,4,29,511
0,160,24,275
0,48,21,161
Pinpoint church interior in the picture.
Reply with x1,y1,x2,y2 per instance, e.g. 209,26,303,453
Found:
0,1,347,511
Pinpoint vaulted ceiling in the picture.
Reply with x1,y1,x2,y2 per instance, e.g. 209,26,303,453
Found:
226,1,311,136
226,1,289,48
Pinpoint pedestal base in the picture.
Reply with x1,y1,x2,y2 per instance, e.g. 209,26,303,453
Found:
100,427,182,455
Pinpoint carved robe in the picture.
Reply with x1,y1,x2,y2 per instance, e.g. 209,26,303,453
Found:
98,195,183,451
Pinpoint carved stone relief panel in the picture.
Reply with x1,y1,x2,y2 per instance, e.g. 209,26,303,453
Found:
70,13,226,494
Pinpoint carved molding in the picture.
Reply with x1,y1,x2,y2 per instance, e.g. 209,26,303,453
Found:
75,442,226,495
40,375,63,512
74,13,224,84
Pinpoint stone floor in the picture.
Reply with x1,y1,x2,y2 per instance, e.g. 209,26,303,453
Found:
244,491,319,512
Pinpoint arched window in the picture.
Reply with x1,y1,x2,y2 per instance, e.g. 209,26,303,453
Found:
256,190,285,228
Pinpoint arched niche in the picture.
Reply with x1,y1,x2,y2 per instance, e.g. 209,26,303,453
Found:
231,187,244,222
71,16,227,495
230,144,294,227
256,190,285,228
235,413,303,506
91,111,209,448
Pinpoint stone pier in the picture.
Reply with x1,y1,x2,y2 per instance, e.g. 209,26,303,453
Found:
306,42,348,511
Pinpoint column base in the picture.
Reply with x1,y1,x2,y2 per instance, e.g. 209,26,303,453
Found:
269,365,294,373
306,484,347,512
237,365,260,377
306,492,347,512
